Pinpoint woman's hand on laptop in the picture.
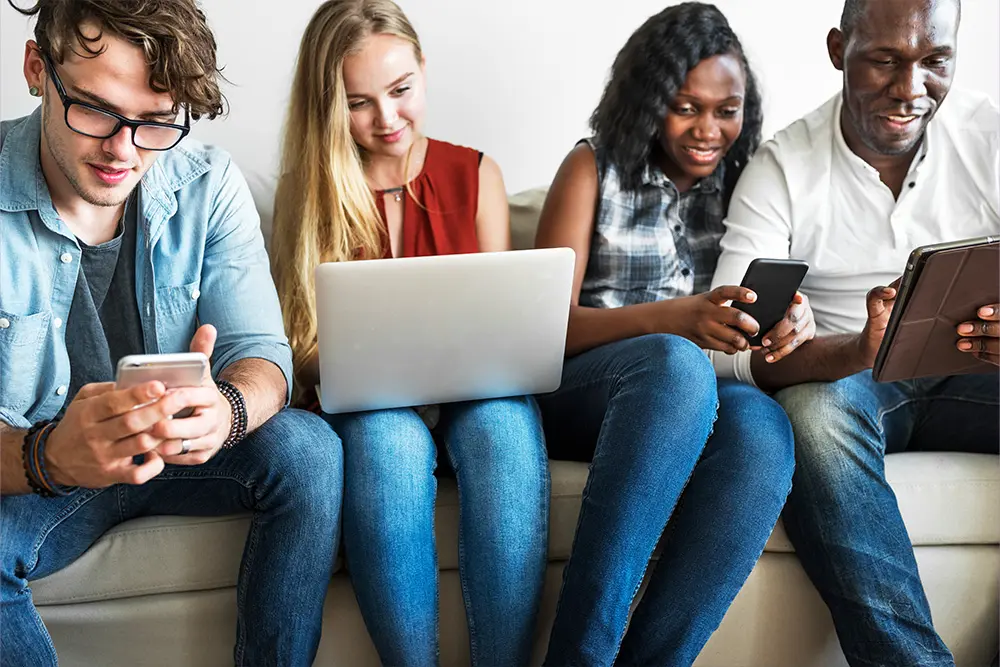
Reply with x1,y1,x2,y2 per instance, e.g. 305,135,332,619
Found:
956,304,999,366
759,292,815,364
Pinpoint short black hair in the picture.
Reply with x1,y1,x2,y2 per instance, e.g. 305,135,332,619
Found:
590,2,762,205
839,0,866,36
840,0,962,37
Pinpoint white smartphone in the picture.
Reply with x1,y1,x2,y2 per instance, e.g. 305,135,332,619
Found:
115,353,208,418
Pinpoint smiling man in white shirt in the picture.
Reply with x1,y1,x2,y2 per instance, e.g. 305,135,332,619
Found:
709,0,999,665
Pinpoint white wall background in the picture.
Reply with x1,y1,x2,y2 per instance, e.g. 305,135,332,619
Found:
2,0,998,195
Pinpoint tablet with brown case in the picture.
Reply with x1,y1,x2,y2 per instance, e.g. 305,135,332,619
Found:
872,236,999,383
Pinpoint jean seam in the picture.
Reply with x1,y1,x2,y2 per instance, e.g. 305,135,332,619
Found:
444,441,475,667
879,394,1000,424
233,484,257,666
26,488,109,575
154,468,254,488
609,397,720,664
432,470,442,667
116,483,128,523
17,587,59,666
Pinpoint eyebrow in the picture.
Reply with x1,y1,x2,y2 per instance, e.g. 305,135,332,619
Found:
70,85,177,121
674,93,745,103
346,72,415,98
867,45,955,56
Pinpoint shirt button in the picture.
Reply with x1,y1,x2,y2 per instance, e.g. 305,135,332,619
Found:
0,318,9,329
53,317,63,329
908,182,916,189
681,268,691,277
191,288,201,300
60,252,73,264
674,225,681,232
56,385,67,396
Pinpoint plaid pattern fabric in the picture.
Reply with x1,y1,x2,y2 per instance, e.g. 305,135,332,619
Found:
579,138,726,309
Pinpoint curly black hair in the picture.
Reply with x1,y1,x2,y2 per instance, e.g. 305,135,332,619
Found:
590,2,762,207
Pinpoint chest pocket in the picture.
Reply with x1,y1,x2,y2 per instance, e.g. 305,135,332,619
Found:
154,281,200,353
0,309,51,414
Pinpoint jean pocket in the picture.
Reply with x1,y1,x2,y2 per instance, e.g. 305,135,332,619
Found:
0,309,51,414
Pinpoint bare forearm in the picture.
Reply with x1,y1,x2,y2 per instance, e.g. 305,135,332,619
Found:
219,359,287,434
751,333,868,392
566,304,659,357
1,424,31,495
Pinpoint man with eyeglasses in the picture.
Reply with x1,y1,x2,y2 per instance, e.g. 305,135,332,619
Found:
0,2,343,666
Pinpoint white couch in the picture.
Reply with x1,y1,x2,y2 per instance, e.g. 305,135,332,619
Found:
32,185,1000,667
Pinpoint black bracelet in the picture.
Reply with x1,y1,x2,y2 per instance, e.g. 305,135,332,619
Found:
216,380,248,448
22,420,78,497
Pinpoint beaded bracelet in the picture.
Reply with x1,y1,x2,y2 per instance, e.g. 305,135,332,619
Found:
216,380,248,449
22,421,78,497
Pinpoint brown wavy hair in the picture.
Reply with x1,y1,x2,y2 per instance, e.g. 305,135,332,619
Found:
8,0,225,119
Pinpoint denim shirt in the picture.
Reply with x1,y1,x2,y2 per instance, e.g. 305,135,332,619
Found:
0,109,292,429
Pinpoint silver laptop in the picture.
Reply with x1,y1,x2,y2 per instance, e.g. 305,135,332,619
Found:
315,247,575,415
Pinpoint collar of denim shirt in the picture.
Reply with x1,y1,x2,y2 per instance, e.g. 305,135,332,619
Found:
0,106,211,241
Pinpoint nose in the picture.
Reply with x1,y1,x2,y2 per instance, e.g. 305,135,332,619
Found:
691,112,722,143
101,124,137,163
376,100,398,129
888,62,928,103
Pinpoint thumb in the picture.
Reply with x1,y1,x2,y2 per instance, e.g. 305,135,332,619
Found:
190,323,217,359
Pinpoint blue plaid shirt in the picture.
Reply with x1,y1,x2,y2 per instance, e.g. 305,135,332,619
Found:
579,138,726,309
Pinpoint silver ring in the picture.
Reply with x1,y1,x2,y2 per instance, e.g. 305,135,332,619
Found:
179,439,191,455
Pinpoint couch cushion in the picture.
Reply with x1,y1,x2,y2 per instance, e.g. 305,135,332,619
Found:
509,187,548,251
30,452,997,605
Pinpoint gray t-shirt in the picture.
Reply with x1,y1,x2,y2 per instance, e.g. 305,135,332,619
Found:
64,194,145,402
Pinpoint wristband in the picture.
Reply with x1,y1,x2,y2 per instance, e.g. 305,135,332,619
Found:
216,380,247,448
22,421,79,497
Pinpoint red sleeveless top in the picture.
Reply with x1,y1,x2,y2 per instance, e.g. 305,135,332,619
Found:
375,139,482,258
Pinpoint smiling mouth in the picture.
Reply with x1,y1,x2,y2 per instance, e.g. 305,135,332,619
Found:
683,146,722,162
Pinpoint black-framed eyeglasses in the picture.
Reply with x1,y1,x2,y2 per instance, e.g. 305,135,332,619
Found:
41,52,190,151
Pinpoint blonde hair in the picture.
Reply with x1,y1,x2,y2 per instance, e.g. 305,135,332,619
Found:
271,0,422,397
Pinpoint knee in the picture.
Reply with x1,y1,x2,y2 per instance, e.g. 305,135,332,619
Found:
251,409,344,492
717,383,795,480
447,397,549,494
332,408,436,487
774,376,878,471
448,398,545,464
621,334,717,408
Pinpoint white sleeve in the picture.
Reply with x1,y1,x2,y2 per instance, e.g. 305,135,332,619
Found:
708,143,795,385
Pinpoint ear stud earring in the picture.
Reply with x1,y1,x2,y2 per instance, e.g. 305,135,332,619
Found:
29,86,41,97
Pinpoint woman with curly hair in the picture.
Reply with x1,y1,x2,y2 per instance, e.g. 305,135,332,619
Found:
534,3,809,665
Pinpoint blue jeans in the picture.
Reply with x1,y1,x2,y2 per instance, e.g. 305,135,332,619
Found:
328,396,549,667
775,370,999,667
0,409,343,667
536,334,795,666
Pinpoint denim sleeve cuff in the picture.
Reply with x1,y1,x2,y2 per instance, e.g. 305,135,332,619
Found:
0,408,32,430
212,343,295,407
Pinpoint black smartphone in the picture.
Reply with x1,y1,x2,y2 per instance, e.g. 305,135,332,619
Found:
731,258,810,347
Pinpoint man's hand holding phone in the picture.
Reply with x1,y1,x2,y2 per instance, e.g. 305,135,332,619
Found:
44,381,185,488
759,292,816,363
150,324,234,465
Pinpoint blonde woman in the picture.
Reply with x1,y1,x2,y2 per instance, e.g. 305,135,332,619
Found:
271,1,549,665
